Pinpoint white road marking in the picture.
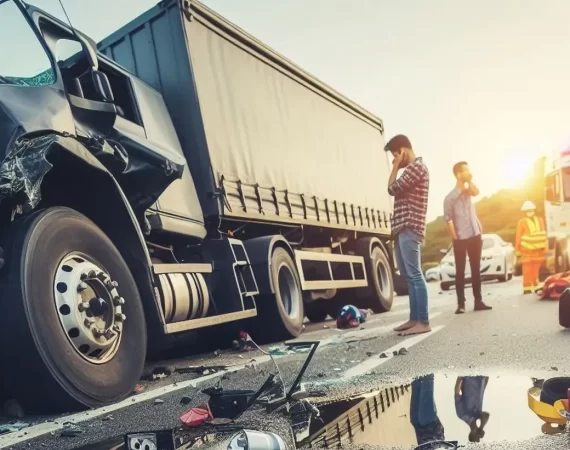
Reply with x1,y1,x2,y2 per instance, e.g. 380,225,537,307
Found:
0,310,448,448
342,325,445,378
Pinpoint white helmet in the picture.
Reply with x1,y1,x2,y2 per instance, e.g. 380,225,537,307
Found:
521,200,536,212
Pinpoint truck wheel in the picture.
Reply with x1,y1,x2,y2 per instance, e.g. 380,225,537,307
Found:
0,207,146,412
559,288,570,328
362,247,394,313
250,247,304,342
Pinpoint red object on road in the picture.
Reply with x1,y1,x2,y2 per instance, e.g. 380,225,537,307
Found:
180,403,213,427
539,272,570,300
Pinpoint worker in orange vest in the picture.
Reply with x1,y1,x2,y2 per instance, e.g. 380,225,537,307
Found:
515,201,547,294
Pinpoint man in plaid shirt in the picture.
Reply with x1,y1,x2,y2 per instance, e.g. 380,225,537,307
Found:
385,135,431,336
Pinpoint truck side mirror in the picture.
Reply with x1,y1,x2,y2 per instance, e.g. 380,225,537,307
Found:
92,70,114,103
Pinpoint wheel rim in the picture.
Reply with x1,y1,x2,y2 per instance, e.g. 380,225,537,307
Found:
375,258,391,299
54,252,125,364
277,263,300,319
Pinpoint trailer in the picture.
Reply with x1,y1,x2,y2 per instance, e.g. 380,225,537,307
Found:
0,0,394,412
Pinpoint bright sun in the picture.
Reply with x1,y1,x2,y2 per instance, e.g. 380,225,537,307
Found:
502,150,535,187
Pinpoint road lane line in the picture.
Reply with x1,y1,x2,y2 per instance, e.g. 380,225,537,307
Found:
342,325,445,378
0,313,446,447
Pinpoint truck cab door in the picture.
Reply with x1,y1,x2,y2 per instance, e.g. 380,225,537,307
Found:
0,0,76,156
26,10,118,139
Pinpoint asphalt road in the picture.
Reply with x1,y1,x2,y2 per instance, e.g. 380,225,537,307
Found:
2,276,570,450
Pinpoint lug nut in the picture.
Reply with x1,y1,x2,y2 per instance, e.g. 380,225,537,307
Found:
115,313,126,322
80,272,88,281
113,297,125,306
104,329,115,340
93,328,104,337
77,282,89,293
84,318,95,328
78,301,90,312
112,325,121,333
88,270,96,279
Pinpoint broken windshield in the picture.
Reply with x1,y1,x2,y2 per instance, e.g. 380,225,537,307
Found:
0,0,55,87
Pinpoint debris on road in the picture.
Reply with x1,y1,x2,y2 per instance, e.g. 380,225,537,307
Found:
60,425,83,438
180,396,193,405
180,403,213,427
366,351,374,357
102,415,113,422
133,383,145,394
140,366,175,381
323,324,330,329
379,352,388,358
0,421,28,435
213,350,221,357
393,351,398,356
398,348,408,356
154,398,165,405
551,366,559,371
175,364,229,375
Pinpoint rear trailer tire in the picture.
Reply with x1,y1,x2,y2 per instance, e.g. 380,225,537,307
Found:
361,247,394,313
249,247,304,343
0,207,146,412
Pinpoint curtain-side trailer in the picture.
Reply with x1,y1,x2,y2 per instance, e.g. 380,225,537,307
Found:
0,0,394,412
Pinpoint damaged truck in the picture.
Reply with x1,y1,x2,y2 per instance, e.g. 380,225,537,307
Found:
0,0,395,412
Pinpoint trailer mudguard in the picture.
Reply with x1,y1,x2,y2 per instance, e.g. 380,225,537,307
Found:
243,235,293,295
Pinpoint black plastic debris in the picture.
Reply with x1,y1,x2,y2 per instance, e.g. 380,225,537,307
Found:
180,396,193,406
141,366,175,381
398,348,408,356
379,352,388,358
176,365,228,375
61,426,83,438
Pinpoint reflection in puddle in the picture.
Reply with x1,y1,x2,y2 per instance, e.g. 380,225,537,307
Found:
295,374,563,448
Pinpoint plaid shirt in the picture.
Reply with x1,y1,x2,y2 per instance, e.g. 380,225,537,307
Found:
388,157,429,237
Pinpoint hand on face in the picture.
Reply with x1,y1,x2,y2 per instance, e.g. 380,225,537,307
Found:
392,149,405,168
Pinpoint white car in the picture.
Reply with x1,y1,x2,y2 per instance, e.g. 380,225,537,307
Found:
439,233,516,291
425,266,441,281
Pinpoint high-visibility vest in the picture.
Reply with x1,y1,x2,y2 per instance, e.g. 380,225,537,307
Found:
520,216,547,251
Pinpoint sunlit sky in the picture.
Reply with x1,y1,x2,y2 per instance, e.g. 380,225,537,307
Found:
27,0,570,220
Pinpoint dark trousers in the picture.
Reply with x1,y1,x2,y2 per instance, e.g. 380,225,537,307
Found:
453,234,483,304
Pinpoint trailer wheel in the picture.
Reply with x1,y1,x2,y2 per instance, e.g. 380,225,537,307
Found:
250,247,304,342
362,247,394,313
0,207,146,412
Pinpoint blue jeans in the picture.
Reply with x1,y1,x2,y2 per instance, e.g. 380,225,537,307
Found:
395,228,429,323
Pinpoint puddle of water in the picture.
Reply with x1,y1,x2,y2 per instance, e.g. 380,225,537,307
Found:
295,373,569,449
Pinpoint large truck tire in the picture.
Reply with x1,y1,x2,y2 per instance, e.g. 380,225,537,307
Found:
0,207,146,412
250,247,304,342
361,247,394,313
559,288,570,328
